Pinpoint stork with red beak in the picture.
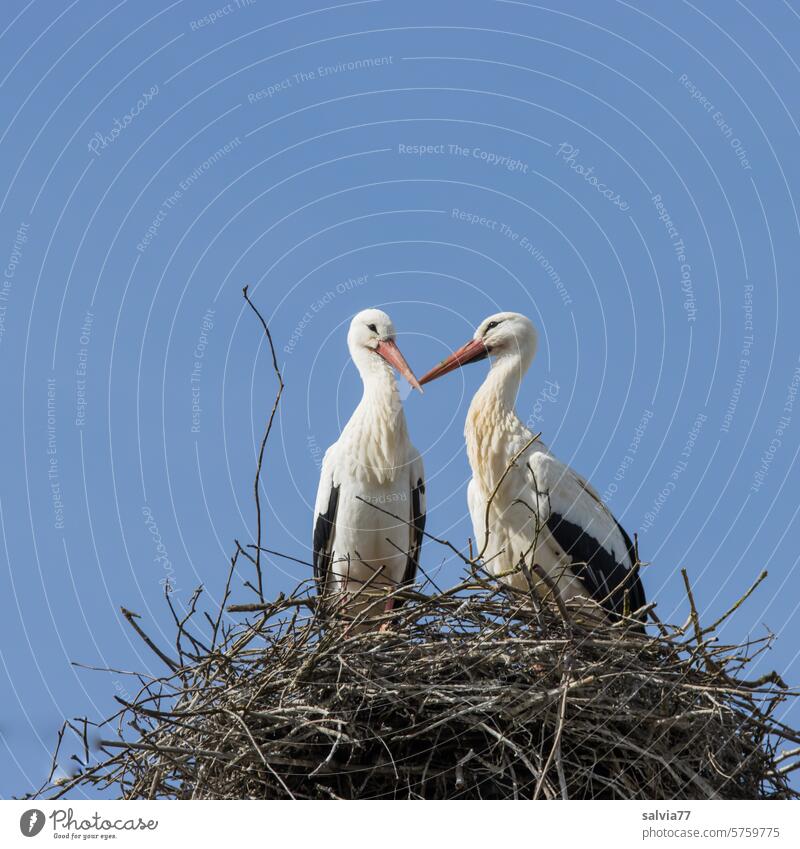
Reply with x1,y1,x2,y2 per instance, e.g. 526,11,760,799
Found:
312,309,425,629
420,312,645,626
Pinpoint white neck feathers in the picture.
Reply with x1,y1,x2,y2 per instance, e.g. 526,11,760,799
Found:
342,351,410,485
465,355,531,494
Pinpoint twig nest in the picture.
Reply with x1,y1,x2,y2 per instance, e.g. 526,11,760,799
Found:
37,580,799,800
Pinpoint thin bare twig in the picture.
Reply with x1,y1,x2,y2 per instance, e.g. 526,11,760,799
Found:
243,284,285,601
120,607,179,672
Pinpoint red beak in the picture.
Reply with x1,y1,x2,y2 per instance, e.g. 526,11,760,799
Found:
419,338,489,385
375,339,423,393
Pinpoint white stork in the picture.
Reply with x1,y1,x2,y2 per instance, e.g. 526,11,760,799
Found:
312,309,426,629
420,312,646,627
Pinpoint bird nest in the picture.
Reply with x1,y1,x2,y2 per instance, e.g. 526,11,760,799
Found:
34,569,800,800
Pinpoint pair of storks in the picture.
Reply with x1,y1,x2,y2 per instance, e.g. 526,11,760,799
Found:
313,309,646,630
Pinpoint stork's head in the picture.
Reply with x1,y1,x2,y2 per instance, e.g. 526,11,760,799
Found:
347,308,422,392
420,311,537,385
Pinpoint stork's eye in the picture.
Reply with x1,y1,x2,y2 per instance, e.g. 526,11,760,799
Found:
367,323,378,333
485,320,503,332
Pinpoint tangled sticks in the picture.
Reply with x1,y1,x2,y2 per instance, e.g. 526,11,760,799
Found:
31,291,800,800
34,570,800,800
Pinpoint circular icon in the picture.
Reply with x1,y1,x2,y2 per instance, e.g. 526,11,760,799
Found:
19,809,45,837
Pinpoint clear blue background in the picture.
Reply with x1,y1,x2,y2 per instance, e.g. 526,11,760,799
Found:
1,0,798,797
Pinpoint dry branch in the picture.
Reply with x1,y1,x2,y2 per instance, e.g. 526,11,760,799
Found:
242,285,284,600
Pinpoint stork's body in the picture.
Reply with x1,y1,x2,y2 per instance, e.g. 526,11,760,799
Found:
422,313,645,625
312,310,425,628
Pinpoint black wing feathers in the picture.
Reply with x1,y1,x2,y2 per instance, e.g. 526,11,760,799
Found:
312,484,340,593
545,511,646,625
395,478,425,607
611,518,646,617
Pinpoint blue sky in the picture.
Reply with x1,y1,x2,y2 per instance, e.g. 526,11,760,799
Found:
1,0,799,797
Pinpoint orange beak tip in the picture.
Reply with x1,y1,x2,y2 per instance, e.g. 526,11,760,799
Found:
375,339,423,396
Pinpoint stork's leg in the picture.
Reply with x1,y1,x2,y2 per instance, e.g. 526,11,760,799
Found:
379,596,396,632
